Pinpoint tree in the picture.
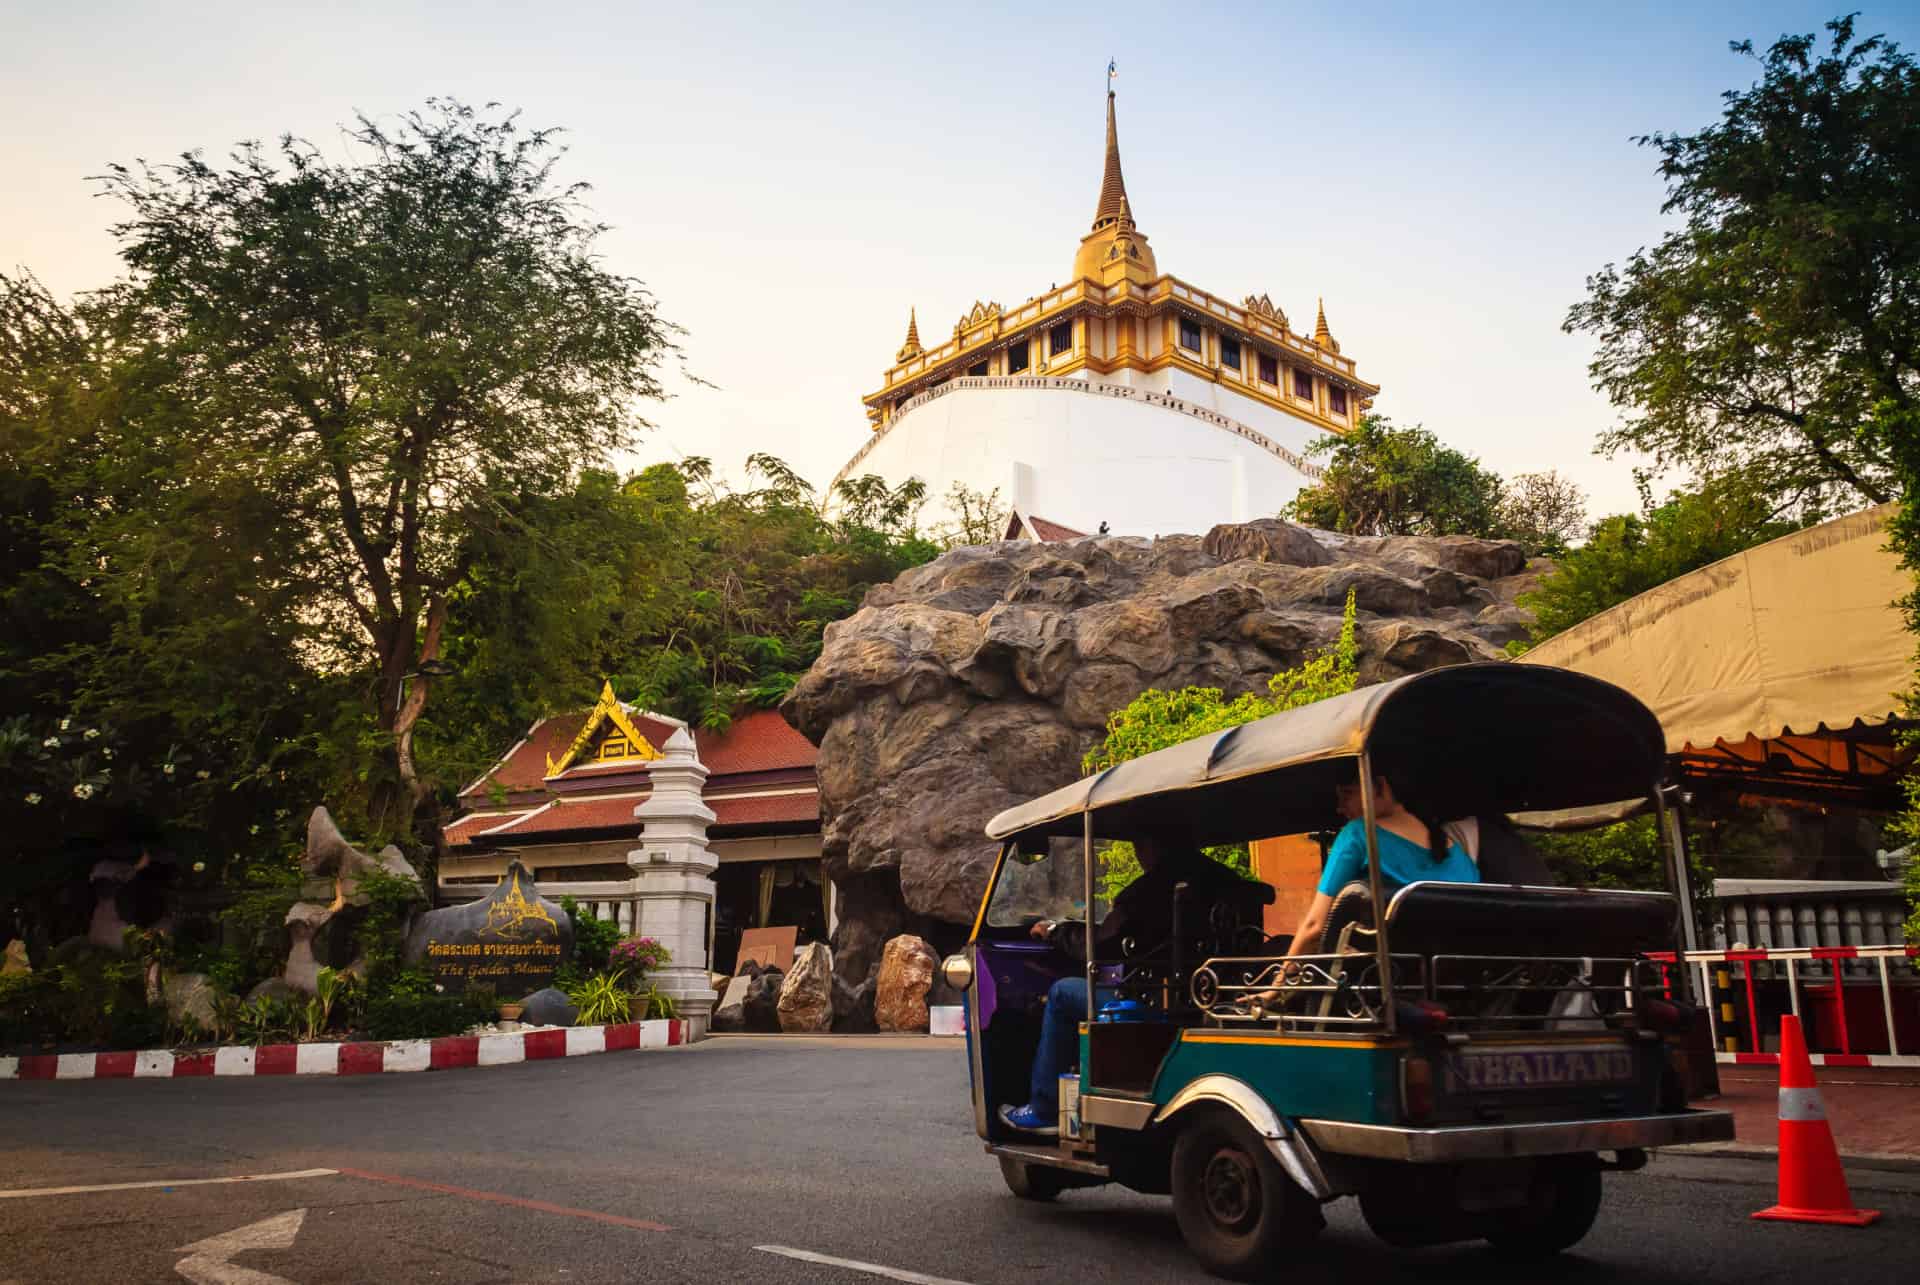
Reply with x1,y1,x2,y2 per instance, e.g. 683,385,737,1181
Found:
1285,415,1506,538
1517,472,1800,642
935,483,1010,548
1083,592,1358,897
91,101,676,840
1564,15,1915,514
1498,470,1588,556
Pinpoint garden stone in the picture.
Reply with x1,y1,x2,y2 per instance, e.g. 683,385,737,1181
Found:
247,977,299,1005
712,974,753,1032
304,806,421,906
776,942,833,1033
519,986,579,1028
743,970,784,1032
1,940,29,975
874,935,937,1033
281,902,334,994
403,861,573,995
163,972,217,1030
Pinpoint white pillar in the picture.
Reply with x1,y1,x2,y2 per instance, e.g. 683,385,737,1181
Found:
629,726,719,1037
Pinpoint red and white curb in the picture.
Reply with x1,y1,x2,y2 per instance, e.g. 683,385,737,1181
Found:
0,1018,689,1082
1716,1050,1920,1069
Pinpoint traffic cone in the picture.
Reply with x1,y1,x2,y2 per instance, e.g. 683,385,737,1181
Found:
1751,1014,1880,1226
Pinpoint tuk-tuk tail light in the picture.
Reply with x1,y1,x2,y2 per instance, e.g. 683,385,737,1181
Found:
1395,999,1449,1034
1401,1056,1434,1123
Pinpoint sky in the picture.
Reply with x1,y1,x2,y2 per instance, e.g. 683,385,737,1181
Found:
5,1,1915,520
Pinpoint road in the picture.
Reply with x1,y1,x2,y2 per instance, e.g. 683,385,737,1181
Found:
2,1034,1916,1284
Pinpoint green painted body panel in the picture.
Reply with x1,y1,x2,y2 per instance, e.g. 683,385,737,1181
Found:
1146,1039,1403,1124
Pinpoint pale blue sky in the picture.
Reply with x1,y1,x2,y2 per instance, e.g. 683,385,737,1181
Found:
5,2,1913,519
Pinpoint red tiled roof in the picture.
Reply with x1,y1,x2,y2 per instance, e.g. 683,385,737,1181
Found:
461,706,815,801
443,810,535,846
693,709,819,773
452,788,818,846
1027,514,1087,542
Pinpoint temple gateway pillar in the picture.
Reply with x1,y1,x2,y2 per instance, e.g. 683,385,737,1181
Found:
628,725,719,1037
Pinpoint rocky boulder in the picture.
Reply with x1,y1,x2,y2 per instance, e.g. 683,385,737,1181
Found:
831,973,877,1034
783,520,1535,984
874,935,938,1033
519,986,579,1028
743,969,784,1033
777,942,834,1033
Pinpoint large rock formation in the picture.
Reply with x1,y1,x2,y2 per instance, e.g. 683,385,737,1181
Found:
783,520,1540,983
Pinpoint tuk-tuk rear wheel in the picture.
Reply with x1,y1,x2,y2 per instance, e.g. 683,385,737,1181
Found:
1170,1112,1322,1281
1483,1161,1603,1258
998,1156,1067,1202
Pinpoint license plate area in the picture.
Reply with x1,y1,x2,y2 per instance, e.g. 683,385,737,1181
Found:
1443,1046,1636,1094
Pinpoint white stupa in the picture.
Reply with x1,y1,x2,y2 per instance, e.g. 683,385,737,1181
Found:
837,87,1378,540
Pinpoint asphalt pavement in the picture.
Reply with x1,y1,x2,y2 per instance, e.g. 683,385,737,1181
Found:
3,1034,1918,1284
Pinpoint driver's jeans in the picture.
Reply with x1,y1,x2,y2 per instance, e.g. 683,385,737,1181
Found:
1030,976,1116,1117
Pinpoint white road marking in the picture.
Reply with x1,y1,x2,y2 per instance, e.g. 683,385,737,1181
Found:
754,1246,975,1285
0,1169,338,1199
175,1208,306,1285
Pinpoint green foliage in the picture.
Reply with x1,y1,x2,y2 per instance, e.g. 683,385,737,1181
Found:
1285,415,1505,538
561,897,623,972
216,863,302,993
360,990,494,1041
1564,14,1910,514
1530,817,1713,913
566,970,634,1025
350,866,427,990
638,986,678,1021
1519,474,1802,642
1497,471,1589,558
1085,592,1359,899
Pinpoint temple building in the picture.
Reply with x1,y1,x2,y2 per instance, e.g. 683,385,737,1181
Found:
440,683,827,975
835,88,1380,539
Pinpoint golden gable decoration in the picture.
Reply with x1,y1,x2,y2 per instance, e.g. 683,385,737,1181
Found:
544,680,664,776
1243,293,1288,329
953,300,1002,338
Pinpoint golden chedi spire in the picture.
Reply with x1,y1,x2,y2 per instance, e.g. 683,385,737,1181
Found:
1073,85,1157,285
896,307,923,362
1314,297,1339,353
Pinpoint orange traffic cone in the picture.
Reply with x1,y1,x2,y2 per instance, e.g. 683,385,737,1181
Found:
1751,1014,1880,1226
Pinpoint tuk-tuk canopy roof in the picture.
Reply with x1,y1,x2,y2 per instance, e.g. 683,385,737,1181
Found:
986,663,1666,847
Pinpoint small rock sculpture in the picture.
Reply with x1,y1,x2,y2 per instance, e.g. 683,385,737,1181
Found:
874,934,938,1033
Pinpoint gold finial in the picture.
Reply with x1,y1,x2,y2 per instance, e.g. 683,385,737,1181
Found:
896,308,922,362
1314,298,1337,351
1093,88,1131,231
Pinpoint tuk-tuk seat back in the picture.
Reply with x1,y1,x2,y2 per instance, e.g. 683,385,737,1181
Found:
1385,881,1676,960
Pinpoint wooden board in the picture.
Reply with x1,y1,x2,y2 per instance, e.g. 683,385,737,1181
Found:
1250,834,1325,938
735,926,798,973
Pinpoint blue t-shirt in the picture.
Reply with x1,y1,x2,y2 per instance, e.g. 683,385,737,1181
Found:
1315,818,1481,898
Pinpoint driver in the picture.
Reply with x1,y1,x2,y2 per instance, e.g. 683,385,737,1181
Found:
998,832,1253,1137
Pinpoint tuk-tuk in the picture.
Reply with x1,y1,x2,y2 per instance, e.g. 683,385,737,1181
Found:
941,663,1734,1279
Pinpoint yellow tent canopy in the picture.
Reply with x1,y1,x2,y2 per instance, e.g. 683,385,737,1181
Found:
1521,504,1913,806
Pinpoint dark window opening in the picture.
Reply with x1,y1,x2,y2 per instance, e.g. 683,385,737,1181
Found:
1293,368,1314,399
1007,341,1030,375
1179,319,1203,353
1328,386,1348,415
968,360,989,378
1220,337,1242,370
1050,321,1074,357
1257,353,1278,384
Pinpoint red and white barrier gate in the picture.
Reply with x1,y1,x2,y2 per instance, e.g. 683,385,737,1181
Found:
1646,945,1920,1069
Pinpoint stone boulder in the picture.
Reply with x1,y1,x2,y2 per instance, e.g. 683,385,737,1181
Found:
1,939,29,976
776,942,834,1033
831,973,877,1034
874,935,938,1033
163,972,217,1031
743,969,784,1033
782,521,1532,982
519,986,579,1028
402,861,572,996
711,974,753,1033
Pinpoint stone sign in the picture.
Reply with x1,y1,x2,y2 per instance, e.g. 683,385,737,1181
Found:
403,861,574,997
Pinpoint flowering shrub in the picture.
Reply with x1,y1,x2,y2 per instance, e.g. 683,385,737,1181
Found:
609,936,670,977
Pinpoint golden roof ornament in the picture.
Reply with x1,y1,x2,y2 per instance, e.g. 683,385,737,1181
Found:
1243,293,1288,329
896,308,923,362
1314,298,1340,353
1073,79,1157,284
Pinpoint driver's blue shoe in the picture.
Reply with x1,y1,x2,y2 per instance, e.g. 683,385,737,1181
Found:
998,1103,1059,1136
